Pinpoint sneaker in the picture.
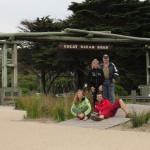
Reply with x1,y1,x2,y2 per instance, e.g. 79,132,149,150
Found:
91,112,98,116
90,115,103,121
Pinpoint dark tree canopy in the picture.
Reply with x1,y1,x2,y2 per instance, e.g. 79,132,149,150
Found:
66,0,150,91
18,16,66,94
18,0,150,94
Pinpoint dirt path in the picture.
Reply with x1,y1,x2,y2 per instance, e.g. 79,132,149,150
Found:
0,106,150,150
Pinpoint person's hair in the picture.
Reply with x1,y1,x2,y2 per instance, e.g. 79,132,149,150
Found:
73,89,85,104
91,58,100,69
103,54,109,60
97,91,103,96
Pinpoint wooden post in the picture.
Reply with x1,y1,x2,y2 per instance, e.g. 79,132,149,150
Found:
1,43,8,104
146,51,150,85
11,43,18,88
0,42,19,104
2,43,7,88
131,90,136,103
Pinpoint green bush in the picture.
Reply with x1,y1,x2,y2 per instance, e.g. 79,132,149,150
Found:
21,88,31,95
115,84,128,96
130,111,150,128
18,74,39,95
52,76,74,94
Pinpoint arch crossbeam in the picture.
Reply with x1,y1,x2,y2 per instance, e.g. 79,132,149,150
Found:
0,28,149,44
65,28,150,42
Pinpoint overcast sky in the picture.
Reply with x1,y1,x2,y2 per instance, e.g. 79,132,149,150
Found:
0,0,145,33
0,0,84,33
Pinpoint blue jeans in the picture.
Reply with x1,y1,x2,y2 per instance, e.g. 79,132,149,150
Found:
103,80,115,103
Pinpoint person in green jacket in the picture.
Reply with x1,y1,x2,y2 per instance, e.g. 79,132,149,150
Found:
71,89,92,120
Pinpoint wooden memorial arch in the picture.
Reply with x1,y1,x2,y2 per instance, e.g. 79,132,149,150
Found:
0,28,150,104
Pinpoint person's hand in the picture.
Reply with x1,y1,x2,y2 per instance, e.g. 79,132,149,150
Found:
99,115,104,119
77,113,85,119
98,85,103,92
112,78,116,83
91,86,95,92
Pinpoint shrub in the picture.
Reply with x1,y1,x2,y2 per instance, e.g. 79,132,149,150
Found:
51,76,74,94
18,74,39,95
130,111,150,128
115,84,128,96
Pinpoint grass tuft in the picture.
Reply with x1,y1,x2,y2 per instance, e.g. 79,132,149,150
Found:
15,94,74,121
130,111,150,128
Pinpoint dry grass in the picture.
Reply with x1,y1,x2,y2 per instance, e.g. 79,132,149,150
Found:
15,94,74,122
130,111,150,128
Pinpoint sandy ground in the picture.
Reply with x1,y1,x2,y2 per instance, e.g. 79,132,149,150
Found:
110,120,150,132
0,106,150,150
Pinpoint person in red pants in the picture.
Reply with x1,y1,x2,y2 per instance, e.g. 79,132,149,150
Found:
91,92,129,121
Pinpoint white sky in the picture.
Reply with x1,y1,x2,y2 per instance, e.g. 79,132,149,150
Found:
0,0,145,33
0,0,84,33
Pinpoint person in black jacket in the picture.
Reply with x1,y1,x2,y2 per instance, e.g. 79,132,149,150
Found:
100,54,119,103
88,58,104,108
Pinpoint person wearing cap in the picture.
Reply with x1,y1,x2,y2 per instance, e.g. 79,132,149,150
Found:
100,54,119,103
88,58,104,108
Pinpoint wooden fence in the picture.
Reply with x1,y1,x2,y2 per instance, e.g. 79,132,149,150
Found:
120,90,150,103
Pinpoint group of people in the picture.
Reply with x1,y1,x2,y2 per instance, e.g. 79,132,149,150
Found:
88,54,119,104
71,54,129,121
